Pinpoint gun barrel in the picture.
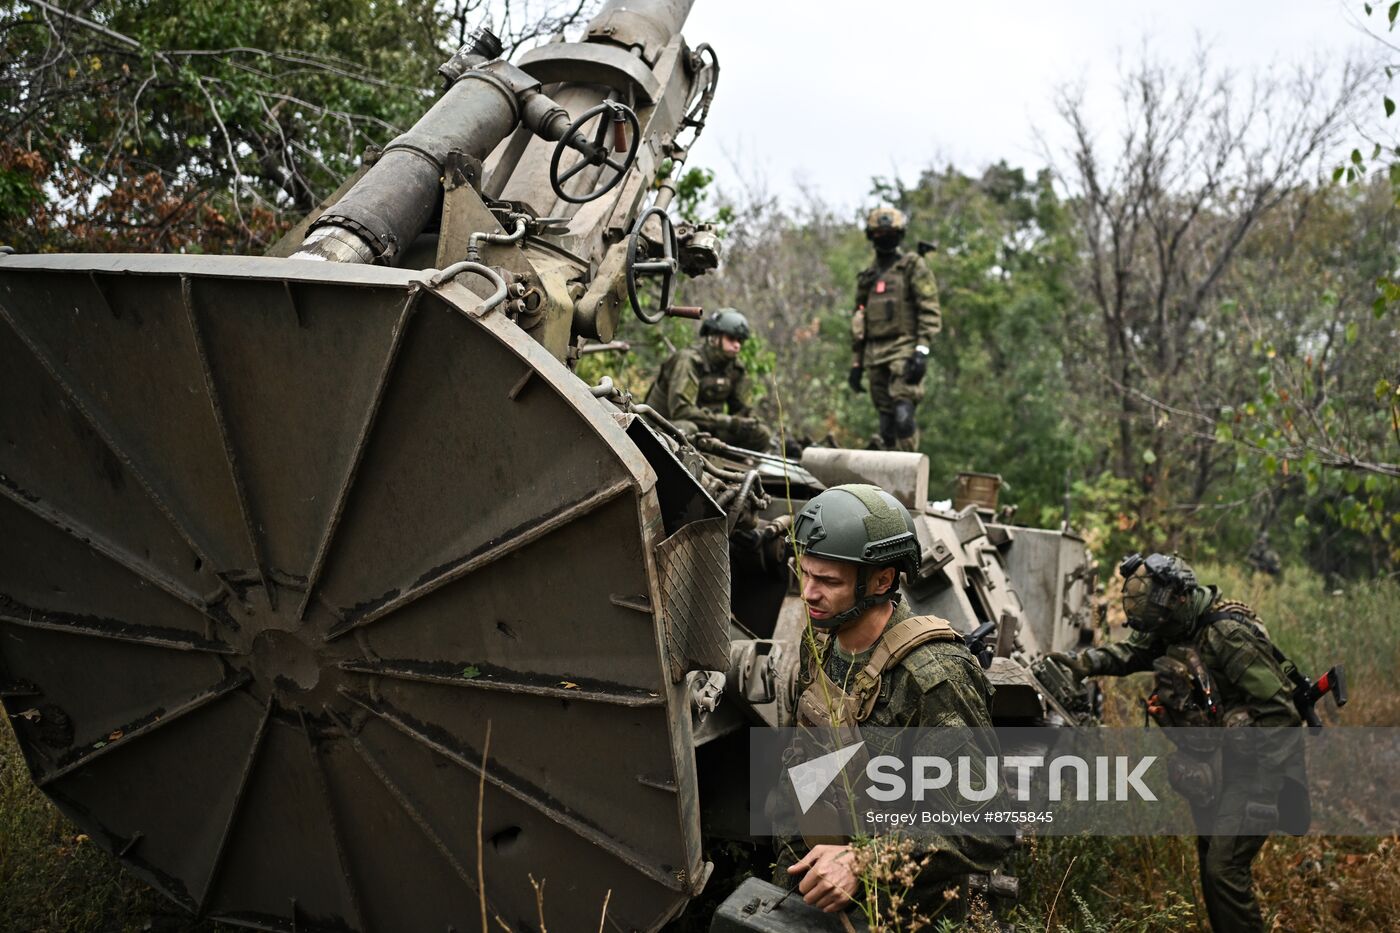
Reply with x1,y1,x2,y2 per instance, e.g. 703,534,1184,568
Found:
587,0,696,54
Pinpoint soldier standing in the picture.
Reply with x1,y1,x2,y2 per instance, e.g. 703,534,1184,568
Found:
1051,553,1310,933
849,207,942,451
644,308,772,450
772,484,1010,918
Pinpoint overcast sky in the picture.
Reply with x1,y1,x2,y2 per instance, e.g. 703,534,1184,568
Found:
674,0,1381,211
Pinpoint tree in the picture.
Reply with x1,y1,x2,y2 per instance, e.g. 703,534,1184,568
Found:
1216,176,1400,571
1049,48,1370,529
0,0,596,253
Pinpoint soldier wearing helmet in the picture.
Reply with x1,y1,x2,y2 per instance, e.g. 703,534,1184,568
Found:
771,484,1009,917
644,307,772,450
849,206,942,451
1051,552,1310,933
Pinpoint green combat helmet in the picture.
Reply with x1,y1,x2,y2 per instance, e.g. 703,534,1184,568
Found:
699,307,751,341
864,206,907,238
1119,552,1207,638
792,484,921,629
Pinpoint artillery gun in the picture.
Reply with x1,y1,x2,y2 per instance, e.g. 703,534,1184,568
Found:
0,2,1096,930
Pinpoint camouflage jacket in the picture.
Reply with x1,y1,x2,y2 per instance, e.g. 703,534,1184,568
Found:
1083,591,1303,799
643,343,750,430
773,602,1011,904
852,249,942,367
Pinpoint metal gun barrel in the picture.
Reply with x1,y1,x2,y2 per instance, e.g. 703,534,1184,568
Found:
293,70,523,264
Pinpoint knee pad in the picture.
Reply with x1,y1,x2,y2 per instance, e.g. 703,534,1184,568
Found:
893,400,916,438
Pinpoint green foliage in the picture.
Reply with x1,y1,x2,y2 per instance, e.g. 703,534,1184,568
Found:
737,331,777,402
667,164,735,228
1209,178,1400,569
1039,471,1148,563
1340,2,1400,200
0,163,40,224
1,0,443,251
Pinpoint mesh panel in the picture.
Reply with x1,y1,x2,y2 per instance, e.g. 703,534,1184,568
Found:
656,516,731,683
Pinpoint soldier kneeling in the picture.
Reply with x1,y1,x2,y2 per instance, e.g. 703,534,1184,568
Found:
644,308,773,451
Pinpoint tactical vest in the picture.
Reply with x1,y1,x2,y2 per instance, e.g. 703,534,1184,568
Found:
1146,644,1224,808
1202,599,1298,682
861,255,916,342
697,368,736,410
797,614,962,727
1146,644,1222,729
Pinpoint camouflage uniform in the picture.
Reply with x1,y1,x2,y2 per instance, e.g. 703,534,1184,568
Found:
1080,591,1304,933
852,249,942,452
772,599,1012,914
644,342,772,450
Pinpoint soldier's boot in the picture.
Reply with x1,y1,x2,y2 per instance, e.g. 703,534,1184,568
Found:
869,412,896,450
892,400,918,452
1197,834,1268,933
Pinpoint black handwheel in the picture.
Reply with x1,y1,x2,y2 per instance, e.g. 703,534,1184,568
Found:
626,207,678,325
549,102,640,205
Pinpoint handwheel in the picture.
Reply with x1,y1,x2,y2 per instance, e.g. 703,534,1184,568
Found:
548,102,640,204
626,207,678,324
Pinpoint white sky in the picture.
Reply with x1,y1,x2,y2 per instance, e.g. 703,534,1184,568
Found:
676,0,1383,210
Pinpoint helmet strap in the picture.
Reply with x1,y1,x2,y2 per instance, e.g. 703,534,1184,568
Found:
813,566,901,630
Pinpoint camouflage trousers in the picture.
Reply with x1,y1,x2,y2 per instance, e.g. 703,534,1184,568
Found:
1192,779,1273,933
867,363,924,453
1196,834,1267,933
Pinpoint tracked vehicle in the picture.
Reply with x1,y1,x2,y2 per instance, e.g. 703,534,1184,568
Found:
0,2,1096,930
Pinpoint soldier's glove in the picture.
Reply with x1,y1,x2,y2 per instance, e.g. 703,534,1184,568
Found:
847,365,864,393
1048,651,1092,682
903,349,929,384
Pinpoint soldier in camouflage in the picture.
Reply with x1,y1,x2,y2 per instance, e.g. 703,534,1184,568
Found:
771,484,1010,918
849,207,942,451
645,308,772,450
1051,553,1308,933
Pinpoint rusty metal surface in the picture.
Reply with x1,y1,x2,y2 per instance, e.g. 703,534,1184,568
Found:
656,516,732,683
0,253,702,932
